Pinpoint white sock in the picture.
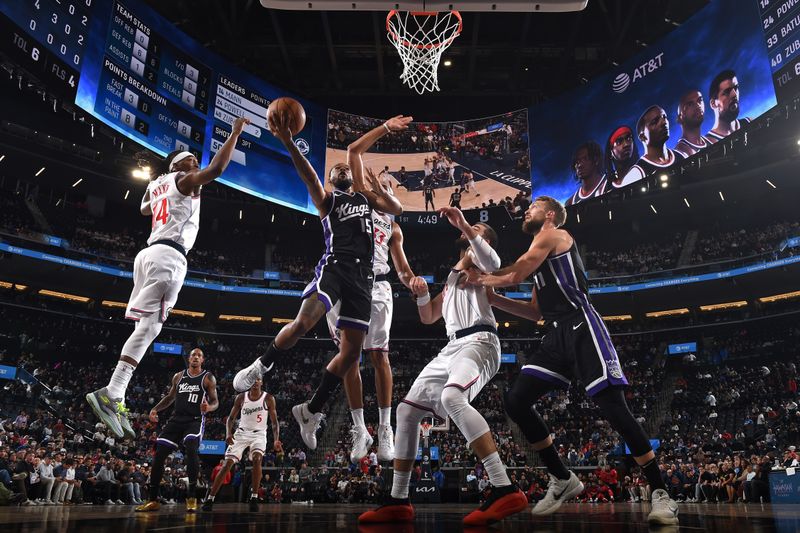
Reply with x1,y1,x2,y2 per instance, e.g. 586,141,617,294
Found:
378,407,391,426
207,495,215,501
107,361,135,399
390,470,411,499
351,408,366,429
482,451,511,487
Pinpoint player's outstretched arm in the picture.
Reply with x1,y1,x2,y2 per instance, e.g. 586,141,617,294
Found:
411,277,443,325
270,120,330,215
266,394,281,451
140,188,152,216
201,374,219,414
362,166,403,215
348,115,412,193
438,207,500,273
149,371,181,423
177,117,250,193
225,393,244,444
487,288,543,322
389,223,416,289
478,232,556,288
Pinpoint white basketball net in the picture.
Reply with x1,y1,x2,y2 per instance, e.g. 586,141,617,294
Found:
386,11,462,95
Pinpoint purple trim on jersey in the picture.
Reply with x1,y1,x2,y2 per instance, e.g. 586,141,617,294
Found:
156,438,179,449
336,317,369,332
183,415,205,441
521,366,571,388
550,254,628,391
302,288,332,312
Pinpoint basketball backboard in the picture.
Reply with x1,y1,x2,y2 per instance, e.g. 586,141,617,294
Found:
260,1,588,12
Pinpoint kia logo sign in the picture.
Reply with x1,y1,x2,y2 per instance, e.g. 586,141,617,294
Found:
612,73,631,93
415,486,436,493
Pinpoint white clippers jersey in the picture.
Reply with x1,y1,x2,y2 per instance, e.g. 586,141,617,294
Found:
372,212,392,276
146,172,201,252
238,392,268,433
441,254,496,337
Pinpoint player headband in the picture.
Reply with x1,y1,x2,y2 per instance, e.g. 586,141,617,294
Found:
169,151,195,171
610,126,632,145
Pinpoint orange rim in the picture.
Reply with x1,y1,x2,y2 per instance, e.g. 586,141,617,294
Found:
386,10,462,50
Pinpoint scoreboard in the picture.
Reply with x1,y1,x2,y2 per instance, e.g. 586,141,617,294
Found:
0,0,93,98
758,0,800,102
0,0,326,215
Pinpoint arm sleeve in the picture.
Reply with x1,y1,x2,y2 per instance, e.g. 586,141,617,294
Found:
468,235,501,273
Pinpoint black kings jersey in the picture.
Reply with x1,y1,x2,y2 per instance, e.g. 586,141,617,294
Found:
531,241,593,321
320,190,374,264
174,369,208,419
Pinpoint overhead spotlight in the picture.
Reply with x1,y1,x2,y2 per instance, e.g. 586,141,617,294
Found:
35,167,45,176
659,174,668,182
608,210,612,221
239,209,243,220
131,169,150,180
766,179,777,189
580,77,588,84
90,123,94,138
55,199,62,207
443,59,452,67
635,40,648,47
611,61,619,67
797,138,800,145
650,204,658,214
641,186,647,192
576,213,581,223
660,182,668,188
271,213,275,223
718,191,725,201
72,178,82,188
664,18,680,26
124,190,130,200
684,197,690,208
0,155,5,162
524,67,529,71
302,218,306,226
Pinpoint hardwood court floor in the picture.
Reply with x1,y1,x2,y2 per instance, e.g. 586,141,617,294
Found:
1,502,797,532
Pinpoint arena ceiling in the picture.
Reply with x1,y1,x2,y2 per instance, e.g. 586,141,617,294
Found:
142,0,709,118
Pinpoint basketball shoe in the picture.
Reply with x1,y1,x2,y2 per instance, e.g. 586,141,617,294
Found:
85,387,125,439
462,484,528,526
358,497,415,523
292,403,325,449
350,426,373,463
530,471,584,516
377,424,395,462
648,488,679,525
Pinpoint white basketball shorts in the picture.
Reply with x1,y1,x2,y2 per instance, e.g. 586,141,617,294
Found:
225,428,268,462
126,244,187,322
401,331,500,422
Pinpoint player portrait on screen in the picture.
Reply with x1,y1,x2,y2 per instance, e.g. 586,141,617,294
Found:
601,126,638,194
706,69,751,142
565,141,606,206
620,105,685,185
675,89,714,157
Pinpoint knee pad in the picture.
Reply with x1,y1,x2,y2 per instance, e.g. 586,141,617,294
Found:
441,386,489,445
122,313,163,362
394,401,427,461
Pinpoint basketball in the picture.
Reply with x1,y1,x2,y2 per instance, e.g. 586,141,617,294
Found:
267,97,306,136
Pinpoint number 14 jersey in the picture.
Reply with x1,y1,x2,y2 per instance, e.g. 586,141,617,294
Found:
146,172,201,252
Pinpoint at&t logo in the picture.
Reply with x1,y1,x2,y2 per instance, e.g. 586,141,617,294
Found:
612,52,665,93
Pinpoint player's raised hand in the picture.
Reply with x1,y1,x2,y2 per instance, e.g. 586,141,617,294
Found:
232,116,251,136
200,399,210,413
437,206,469,231
273,440,283,453
365,167,390,195
384,115,413,132
268,112,293,144
149,409,159,424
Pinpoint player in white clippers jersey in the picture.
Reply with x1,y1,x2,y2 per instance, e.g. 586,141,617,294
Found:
359,207,526,527
326,176,423,463
86,117,251,440
202,377,280,512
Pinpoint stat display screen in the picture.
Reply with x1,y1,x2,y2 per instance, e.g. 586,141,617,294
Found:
1,0,326,214
757,0,800,101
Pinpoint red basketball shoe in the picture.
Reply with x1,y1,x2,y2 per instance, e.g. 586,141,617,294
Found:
463,485,528,526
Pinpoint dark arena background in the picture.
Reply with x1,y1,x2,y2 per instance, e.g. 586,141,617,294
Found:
1,0,800,531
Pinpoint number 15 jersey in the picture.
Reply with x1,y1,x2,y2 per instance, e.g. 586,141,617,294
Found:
146,172,201,253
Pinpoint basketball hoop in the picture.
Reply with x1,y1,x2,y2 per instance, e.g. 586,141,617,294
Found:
420,422,433,438
386,10,462,95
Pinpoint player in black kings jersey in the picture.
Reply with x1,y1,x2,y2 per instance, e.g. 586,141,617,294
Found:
235,114,409,450
471,197,679,526
135,348,218,513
